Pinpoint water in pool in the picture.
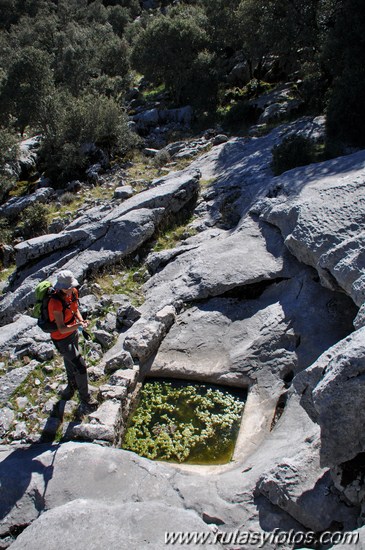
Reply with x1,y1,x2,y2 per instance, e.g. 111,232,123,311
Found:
122,378,247,465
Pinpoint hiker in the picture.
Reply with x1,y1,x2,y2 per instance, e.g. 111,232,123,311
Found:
48,270,98,412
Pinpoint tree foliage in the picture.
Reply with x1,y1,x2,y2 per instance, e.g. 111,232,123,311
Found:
0,125,19,202
0,0,364,195
39,92,137,183
132,7,209,103
0,47,54,134
236,0,319,79
323,0,365,145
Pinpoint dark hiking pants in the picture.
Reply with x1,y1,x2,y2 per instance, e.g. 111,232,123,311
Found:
52,332,90,402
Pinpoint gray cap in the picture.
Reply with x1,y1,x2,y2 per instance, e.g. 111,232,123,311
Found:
54,270,79,290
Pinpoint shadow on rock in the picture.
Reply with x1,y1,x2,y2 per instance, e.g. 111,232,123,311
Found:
0,443,59,531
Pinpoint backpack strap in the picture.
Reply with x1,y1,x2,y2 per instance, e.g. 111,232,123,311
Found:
52,289,77,324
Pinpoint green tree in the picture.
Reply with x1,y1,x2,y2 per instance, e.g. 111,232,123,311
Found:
0,0,18,29
323,0,365,145
0,125,19,202
182,50,219,109
99,35,130,80
53,23,99,95
107,4,131,37
236,0,320,79
198,0,241,56
53,21,130,97
39,92,137,184
0,47,54,134
103,0,140,18
132,8,209,103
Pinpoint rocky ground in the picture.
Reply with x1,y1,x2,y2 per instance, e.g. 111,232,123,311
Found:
2,114,365,549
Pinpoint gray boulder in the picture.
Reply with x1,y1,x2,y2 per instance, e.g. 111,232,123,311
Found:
98,385,128,401
123,319,167,363
116,297,141,328
257,148,365,306
132,106,193,131
73,400,121,443
0,315,38,353
17,135,41,179
294,327,365,468
108,368,139,390
256,432,357,531
104,351,134,374
158,105,192,126
227,61,250,85
10,499,223,550
97,312,117,333
78,294,100,317
93,329,115,350
212,134,229,146
114,185,134,200
0,408,15,438
0,361,39,406
0,187,54,219
132,108,159,130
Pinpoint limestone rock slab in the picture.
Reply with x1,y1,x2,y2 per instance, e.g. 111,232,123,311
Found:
150,272,356,395
294,327,365,468
123,319,166,363
142,215,301,316
257,149,365,306
256,435,358,531
0,187,53,219
0,361,39,406
9,499,223,550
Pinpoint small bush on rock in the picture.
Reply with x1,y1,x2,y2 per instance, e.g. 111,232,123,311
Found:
271,135,316,176
0,126,19,203
18,203,49,239
59,192,76,205
152,149,171,169
0,219,11,246
39,92,137,186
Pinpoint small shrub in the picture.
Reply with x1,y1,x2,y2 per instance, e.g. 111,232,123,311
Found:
152,149,171,169
59,192,76,205
220,100,256,131
0,219,11,246
0,126,19,203
39,92,138,186
18,203,49,240
243,79,272,99
271,135,316,176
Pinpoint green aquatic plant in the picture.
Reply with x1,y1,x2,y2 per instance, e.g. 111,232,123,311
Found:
122,380,246,464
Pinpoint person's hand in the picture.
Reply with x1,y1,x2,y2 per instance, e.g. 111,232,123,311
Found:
81,320,89,328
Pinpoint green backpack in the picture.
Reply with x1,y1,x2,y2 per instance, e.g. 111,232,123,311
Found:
32,280,76,333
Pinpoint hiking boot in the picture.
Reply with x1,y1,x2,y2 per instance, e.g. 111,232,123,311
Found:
79,396,98,414
60,385,76,400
